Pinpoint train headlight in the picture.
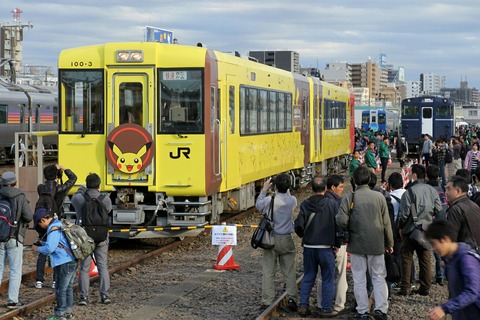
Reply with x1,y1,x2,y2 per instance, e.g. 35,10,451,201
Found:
116,50,144,62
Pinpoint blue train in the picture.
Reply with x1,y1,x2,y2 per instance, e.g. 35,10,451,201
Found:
361,109,400,133
401,96,454,152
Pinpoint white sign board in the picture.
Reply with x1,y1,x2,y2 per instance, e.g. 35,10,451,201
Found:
211,225,237,246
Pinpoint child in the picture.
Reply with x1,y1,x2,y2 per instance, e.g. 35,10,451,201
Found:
425,220,480,320
349,150,360,190
32,208,77,320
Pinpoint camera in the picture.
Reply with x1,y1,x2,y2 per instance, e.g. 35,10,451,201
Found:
56,169,63,180
33,240,42,246
335,229,350,246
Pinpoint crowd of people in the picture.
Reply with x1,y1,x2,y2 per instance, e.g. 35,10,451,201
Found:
0,165,111,320
256,127,480,320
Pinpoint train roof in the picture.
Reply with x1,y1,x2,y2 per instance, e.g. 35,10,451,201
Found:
0,79,56,94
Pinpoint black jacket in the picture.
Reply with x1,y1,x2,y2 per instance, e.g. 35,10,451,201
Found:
295,194,338,246
37,168,77,217
446,195,480,247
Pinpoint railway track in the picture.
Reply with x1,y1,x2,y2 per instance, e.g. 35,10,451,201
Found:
0,209,256,319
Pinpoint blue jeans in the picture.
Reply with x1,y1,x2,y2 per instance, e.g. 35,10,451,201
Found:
438,161,447,186
0,239,24,303
300,247,335,311
54,260,77,316
434,252,444,280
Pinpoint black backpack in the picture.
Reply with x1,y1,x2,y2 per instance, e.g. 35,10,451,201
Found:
81,193,109,243
0,195,17,242
35,185,58,215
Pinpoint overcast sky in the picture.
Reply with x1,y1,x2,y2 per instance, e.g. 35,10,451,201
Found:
1,1,479,88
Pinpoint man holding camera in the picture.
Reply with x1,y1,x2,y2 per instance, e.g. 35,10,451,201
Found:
34,164,77,289
39,164,77,219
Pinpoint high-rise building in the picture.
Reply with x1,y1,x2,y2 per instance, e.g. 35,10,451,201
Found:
248,50,300,74
420,73,446,95
403,80,422,98
351,61,380,104
322,62,352,83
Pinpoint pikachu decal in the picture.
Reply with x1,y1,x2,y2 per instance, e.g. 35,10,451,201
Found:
105,123,155,175
108,141,152,174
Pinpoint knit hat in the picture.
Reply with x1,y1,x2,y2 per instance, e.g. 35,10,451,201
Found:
1,171,16,185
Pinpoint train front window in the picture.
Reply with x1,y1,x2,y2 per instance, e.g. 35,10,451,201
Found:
436,104,453,117
362,114,369,125
378,113,386,124
402,104,418,117
158,69,203,134
59,70,104,133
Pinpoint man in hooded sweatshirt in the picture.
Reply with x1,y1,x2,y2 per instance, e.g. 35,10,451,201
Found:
0,171,33,309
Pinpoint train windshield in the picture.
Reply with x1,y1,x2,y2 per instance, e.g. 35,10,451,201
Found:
378,113,386,124
59,70,104,133
436,104,453,117
362,113,369,125
402,104,417,117
158,69,203,134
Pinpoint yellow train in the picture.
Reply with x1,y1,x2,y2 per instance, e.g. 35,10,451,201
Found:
57,42,354,239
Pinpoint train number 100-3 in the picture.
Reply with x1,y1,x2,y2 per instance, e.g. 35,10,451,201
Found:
70,61,93,67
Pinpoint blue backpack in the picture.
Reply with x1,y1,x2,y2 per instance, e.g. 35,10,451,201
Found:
434,186,448,221
0,196,17,242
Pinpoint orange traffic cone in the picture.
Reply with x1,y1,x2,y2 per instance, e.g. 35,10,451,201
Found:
212,244,240,270
89,259,98,277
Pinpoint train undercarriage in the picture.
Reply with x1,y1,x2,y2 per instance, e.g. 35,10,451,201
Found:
98,155,350,239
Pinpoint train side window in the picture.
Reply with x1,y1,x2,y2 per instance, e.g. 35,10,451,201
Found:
259,90,268,133
248,88,257,134
240,87,246,134
0,105,6,124
228,85,235,134
278,93,285,131
286,94,292,130
268,92,277,132
53,106,59,124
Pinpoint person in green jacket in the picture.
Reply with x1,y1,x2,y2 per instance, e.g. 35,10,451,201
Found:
379,137,390,183
349,150,361,190
365,141,377,172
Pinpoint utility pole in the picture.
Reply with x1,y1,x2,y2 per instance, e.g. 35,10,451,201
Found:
0,8,33,82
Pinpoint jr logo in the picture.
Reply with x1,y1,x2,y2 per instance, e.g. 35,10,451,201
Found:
170,147,191,159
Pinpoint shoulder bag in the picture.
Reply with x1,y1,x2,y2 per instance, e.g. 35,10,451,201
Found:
335,192,353,247
251,195,275,249
408,188,431,250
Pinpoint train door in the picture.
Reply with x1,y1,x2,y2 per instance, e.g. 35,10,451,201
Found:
211,85,221,178
106,68,155,185
422,107,433,137
313,93,321,155
221,75,238,190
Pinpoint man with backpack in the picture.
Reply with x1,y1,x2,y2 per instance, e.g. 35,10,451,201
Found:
0,171,33,309
32,208,77,320
35,164,77,289
71,173,112,305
